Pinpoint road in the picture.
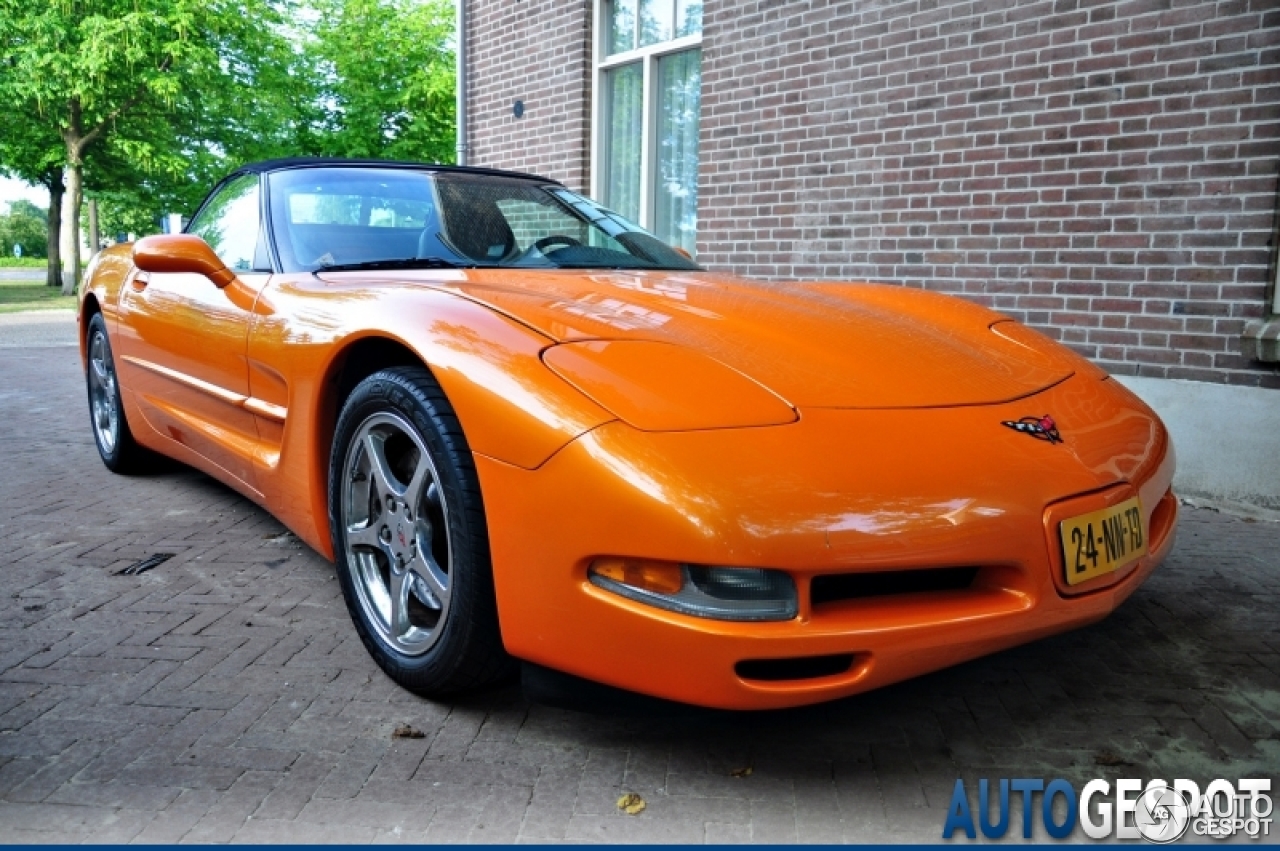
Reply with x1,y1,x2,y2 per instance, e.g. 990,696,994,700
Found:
0,269,46,282
0,312,1276,843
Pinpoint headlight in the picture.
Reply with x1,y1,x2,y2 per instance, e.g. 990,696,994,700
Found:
588,557,798,621
543,340,796,431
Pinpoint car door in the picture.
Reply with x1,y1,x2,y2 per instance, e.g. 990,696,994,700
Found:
115,173,272,493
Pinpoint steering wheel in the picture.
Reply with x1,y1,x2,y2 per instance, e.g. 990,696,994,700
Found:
533,235,582,254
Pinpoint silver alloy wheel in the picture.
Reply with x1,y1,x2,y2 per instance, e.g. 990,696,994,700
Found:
341,411,452,656
88,328,119,454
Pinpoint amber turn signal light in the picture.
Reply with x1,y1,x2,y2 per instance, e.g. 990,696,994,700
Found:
589,558,684,595
588,558,799,622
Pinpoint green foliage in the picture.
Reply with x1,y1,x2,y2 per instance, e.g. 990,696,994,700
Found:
0,201,48,258
0,0,459,269
78,189,164,243
0,0,301,160
6,201,45,221
0,0,312,286
0,120,62,191
307,0,456,164
0,97,65,285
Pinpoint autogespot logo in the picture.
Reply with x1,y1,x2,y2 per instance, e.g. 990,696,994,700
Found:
942,777,1273,842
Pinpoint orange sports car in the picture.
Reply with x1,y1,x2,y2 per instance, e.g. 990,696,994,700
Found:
79,159,1177,709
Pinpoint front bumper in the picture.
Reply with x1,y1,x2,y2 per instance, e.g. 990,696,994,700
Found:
475,375,1177,709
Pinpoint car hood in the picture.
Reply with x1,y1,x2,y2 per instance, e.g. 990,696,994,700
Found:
329,268,1075,408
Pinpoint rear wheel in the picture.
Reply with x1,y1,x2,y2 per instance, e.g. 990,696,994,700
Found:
85,312,148,474
329,367,513,695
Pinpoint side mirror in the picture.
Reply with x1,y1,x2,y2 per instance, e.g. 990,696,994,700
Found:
133,234,236,288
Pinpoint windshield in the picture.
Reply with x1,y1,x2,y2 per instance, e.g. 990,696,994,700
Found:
266,167,702,274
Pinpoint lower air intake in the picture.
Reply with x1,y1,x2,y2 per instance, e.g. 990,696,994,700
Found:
811,566,978,607
735,653,855,682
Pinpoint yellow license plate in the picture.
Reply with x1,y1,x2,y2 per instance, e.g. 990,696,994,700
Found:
1060,497,1146,586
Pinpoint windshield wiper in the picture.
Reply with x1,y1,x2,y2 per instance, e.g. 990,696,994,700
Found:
317,257,471,273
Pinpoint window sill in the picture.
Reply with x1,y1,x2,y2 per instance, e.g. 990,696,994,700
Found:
1242,318,1280,363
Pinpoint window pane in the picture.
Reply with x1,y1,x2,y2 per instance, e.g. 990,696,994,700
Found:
603,63,643,224
267,167,439,271
639,0,673,47
607,0,636,55
494,198,590,250
189,174,260,272
432,177,699,270
675,0,702,37
654,49,701,255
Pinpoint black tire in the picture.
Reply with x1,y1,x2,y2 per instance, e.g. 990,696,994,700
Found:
84,312,150,474
328,366,514,696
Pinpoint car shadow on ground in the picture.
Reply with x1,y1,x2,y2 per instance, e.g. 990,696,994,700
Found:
159,461,1280,786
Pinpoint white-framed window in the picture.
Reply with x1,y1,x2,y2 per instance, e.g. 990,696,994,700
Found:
591,0,702,255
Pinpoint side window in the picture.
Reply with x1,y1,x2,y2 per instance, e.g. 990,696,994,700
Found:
188,174,262,272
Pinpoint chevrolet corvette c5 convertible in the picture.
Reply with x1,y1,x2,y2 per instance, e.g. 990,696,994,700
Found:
78,158,1177,709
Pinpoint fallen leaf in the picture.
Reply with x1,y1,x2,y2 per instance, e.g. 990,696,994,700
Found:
729,766,753,778
1094,750,1133,767
616,792,646,815
392,724,426,739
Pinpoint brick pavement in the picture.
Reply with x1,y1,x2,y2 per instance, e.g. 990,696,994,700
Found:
0,328,1277,843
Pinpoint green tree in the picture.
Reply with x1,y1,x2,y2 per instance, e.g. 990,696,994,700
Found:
308,0,456,163
0,0,306,293
0,116,65,285
0,200,49,257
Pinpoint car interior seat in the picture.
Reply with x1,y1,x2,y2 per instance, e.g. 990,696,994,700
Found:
435,184,517,262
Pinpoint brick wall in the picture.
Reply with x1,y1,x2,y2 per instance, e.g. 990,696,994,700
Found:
467,0,1280,387
466,0,592,192
699,0,1280,387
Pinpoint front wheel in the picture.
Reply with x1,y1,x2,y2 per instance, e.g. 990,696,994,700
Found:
328,367,513,696
85,312,149,474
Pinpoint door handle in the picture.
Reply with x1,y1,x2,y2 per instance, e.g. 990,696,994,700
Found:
131,272,150,291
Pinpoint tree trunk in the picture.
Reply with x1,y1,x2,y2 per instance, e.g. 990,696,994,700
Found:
61,160,83,295
87,199,100,260
44,174,64,289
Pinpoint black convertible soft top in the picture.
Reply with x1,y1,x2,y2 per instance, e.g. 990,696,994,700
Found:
233,157,559,185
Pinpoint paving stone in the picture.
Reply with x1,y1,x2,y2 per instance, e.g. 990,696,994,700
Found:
705,820,753,843
516,764,579,841
44,781,181,811
183,770,282,843
564,809,708,843
250,752,337,821
130,788,220,844
231,817,379,844
297,796,436,831
0,337,1278,842
313,737,389,800
5,739,102,803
